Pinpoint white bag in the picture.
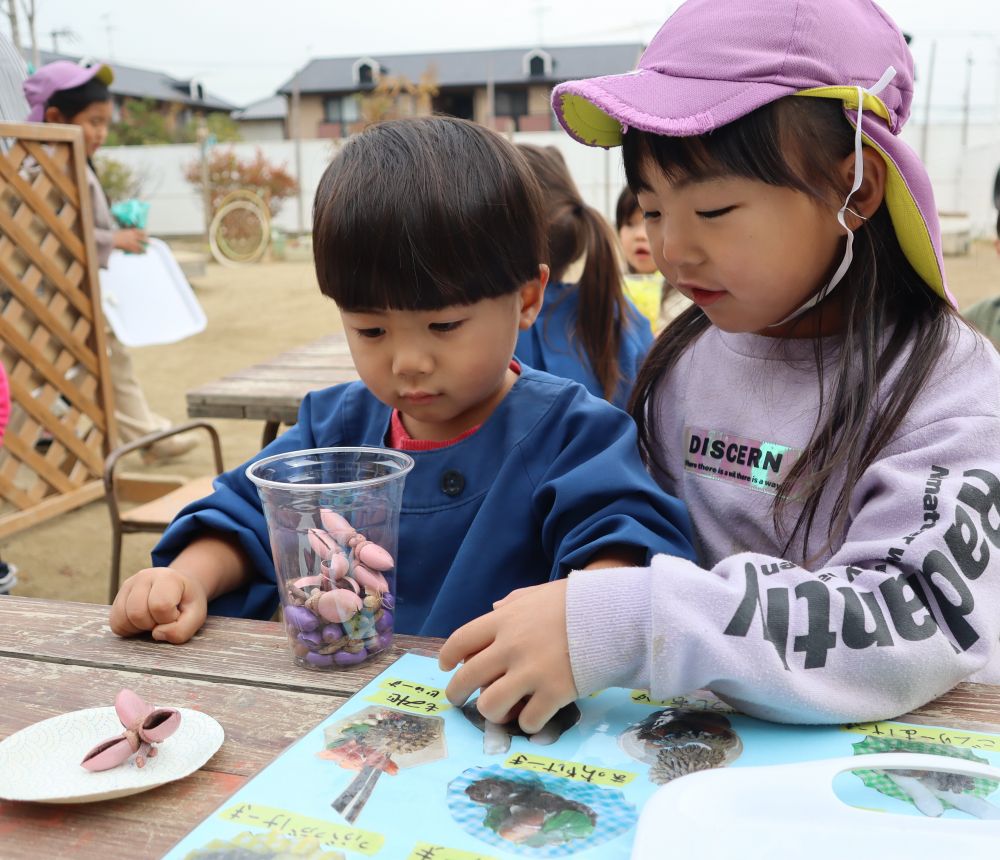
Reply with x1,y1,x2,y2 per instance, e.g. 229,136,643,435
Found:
99,238,207,347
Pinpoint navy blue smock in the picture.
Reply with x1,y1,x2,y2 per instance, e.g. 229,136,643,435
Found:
152,366,693,637
515,281,654,409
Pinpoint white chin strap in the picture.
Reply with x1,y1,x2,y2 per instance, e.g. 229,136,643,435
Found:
768,65,897,328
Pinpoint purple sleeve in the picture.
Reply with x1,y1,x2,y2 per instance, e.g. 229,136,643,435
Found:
567,411,1000,724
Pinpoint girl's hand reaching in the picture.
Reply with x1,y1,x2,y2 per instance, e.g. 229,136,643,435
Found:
109,567,208,644
439,579,578,734
113,228,148,253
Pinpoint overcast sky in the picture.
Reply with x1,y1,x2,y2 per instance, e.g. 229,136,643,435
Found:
17,0,1000,122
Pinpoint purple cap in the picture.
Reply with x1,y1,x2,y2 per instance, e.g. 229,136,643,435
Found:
23,60,114,123
551,0,952,304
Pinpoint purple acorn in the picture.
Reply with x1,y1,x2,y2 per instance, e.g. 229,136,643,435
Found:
284,604,320,632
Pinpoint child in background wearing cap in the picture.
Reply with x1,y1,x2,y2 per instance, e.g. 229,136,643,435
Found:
514,145,652,409
615,186,692,332
109,117,694,643
441,0,1000,730
23,61,196,463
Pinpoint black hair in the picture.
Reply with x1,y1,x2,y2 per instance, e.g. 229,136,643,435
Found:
517,143,630,401
625,96,956,561
615,186,641,232
45,76,111,121
313,116,546,311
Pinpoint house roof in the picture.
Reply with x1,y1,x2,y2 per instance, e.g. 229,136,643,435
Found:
32,50,235,111
276,43,644,95
232,94,287,121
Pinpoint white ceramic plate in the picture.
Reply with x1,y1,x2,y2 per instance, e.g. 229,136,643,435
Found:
0,706,224,803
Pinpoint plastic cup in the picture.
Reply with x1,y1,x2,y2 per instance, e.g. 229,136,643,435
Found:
247,447,414,670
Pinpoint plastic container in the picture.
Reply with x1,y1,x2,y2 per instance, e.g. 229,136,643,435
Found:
246,447,414,669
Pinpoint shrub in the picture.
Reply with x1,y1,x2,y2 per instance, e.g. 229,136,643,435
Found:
184,147,298,217
94,156,146,204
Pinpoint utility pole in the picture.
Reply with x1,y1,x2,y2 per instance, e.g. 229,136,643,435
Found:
954,51,974,212
485,56,495,130
960,51,974,150
196,119,213,246
5,1,22,55
291,69,304,235
101,13,115,59
49,27,73,54
533,1,550,45
20,0,38,68
918,39,935,163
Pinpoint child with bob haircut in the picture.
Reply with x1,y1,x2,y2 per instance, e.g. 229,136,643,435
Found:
109,116,693,642
440,0,1000,730
514,144,652,409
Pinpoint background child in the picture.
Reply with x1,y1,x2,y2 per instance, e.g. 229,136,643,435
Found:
615,186,658,276
514,145,652,409
615,186,693,332
109,117,693,643
23,61,195,463
962,209,1000,351
441,0,1000,731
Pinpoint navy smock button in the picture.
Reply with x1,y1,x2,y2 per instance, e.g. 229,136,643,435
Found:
440,469,465,496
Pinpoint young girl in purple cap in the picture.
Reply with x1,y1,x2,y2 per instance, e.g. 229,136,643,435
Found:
441,0,1000,729
23,61,196,462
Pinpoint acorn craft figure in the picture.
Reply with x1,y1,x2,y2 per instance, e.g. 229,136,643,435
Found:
80,689,181,772
282,509,396,668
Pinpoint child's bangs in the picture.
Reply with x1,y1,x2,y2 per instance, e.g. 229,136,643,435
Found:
317,195,528,312
313,117,545,312
623,102,813,195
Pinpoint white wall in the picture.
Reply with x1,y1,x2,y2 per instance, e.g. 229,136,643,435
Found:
100,139,343,237
102,123,1000,240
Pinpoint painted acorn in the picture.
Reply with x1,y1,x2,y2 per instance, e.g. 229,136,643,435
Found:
321,553,350,581
356,540,394,572
352,563,389,595
308,528,339,559
316,589,363,623
320,509,356,544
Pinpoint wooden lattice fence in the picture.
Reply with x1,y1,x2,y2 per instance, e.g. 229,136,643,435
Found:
0,121,117,537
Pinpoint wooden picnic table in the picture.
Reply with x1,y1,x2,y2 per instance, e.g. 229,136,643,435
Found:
185,334,358,446
0,595,442,860
2,595,1000,858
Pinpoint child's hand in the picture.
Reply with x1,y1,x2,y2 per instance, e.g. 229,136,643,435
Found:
109,567,208,644
113,228,148,253
439,579,578,734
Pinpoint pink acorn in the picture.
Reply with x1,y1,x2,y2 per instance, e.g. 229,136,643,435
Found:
316,589,363,623
319,509,356,544
321,553,350,580
307,528,338,560
356,541,394,571
351,563,389,595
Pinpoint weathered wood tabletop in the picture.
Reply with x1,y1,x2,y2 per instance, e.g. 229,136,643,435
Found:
3,596,1000,858
0,595,443,859
185,334,359,445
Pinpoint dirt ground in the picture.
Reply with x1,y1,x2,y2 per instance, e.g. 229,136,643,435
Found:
5,240,1000,607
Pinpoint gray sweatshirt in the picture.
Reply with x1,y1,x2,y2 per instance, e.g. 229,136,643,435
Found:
567,318,1000,723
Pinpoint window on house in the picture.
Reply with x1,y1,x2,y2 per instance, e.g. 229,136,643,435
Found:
528,55,546,77
494,89,528,118
357,63,374,85
324,95,360,123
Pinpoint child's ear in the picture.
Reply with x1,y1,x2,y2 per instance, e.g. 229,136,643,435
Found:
43,106,67,124
839,147,887,227
517,264,549,330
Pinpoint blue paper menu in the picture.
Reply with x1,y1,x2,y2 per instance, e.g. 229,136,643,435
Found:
164,653,1000,859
